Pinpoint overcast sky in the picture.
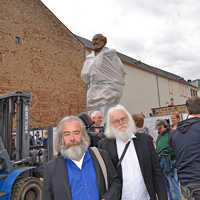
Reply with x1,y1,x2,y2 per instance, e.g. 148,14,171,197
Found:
41,0,200,81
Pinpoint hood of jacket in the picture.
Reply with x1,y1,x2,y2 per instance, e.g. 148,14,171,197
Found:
177,117,200,134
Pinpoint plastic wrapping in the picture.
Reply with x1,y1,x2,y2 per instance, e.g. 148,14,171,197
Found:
81,48,126,111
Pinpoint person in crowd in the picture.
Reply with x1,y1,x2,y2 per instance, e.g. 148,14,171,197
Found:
91,111,103,127
169,111,181,160
78,112,104,147
43,130,48,149
35,131,42,145
171,97,200,200
155,119,181,200
88,111,105,147
43,115,121,200
98,104,167,200
170,111,180,130
132,113,149,135
81,34,125,120
91,110,104,133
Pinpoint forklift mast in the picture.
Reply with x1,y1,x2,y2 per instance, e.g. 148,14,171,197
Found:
0,91,30,161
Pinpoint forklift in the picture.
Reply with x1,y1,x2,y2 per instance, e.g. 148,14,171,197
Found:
0,91,53,200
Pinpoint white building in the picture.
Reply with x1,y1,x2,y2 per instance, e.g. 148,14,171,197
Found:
76,35,197,116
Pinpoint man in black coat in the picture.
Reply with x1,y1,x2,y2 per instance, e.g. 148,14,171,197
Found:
99,105,167,200
171,97,200,199
43,115,121,200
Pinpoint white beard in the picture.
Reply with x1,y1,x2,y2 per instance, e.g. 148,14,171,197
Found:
112,124,133,141
61,145,84,161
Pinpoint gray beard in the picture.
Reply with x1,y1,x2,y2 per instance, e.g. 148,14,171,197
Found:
112,125,133,141
60,138,90,161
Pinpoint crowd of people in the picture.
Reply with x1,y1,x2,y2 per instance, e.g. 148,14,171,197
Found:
30,130,48,148
42,96,200,200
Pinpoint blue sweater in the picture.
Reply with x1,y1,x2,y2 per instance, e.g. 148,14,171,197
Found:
64,150,99,200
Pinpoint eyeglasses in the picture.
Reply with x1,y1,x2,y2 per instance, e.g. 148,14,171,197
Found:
111,116,128,125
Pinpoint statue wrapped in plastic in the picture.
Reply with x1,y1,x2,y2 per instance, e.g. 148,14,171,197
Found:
81,34,126,120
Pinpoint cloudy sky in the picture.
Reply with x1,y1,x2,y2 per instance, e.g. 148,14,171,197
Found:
41,0,200,80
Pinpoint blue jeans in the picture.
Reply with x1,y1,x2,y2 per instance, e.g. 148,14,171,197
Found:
160,157,181,200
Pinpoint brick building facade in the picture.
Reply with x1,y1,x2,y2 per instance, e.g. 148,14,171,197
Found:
0,0,86,127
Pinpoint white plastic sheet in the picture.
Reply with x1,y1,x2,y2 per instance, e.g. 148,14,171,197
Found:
81,48,125,111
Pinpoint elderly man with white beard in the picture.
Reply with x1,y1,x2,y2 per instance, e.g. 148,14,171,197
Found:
43,116,121,200
98,105,168,200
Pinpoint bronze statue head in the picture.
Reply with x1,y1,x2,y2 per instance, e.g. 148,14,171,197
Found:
92,34,107,53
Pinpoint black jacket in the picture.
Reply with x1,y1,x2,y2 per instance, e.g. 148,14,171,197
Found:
171,117,200,185
43,148,121,200
88,126,105,147
98,133,168,200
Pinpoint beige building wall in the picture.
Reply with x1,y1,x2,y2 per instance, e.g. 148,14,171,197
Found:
120,64,159,115
120,63,194,116
157,76,191,106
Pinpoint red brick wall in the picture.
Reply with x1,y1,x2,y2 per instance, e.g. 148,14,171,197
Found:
0,0,87,127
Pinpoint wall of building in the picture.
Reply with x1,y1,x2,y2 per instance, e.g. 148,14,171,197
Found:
157,76,191,106
120,63,159,115
120,63,195,116
0,0,86,127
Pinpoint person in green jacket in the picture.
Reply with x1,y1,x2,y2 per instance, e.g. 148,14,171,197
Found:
155,119,181,200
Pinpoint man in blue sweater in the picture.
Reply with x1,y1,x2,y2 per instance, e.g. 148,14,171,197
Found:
171,96,200,200
43,115,121,200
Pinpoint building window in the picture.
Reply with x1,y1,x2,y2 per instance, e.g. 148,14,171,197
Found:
15,36,21,44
